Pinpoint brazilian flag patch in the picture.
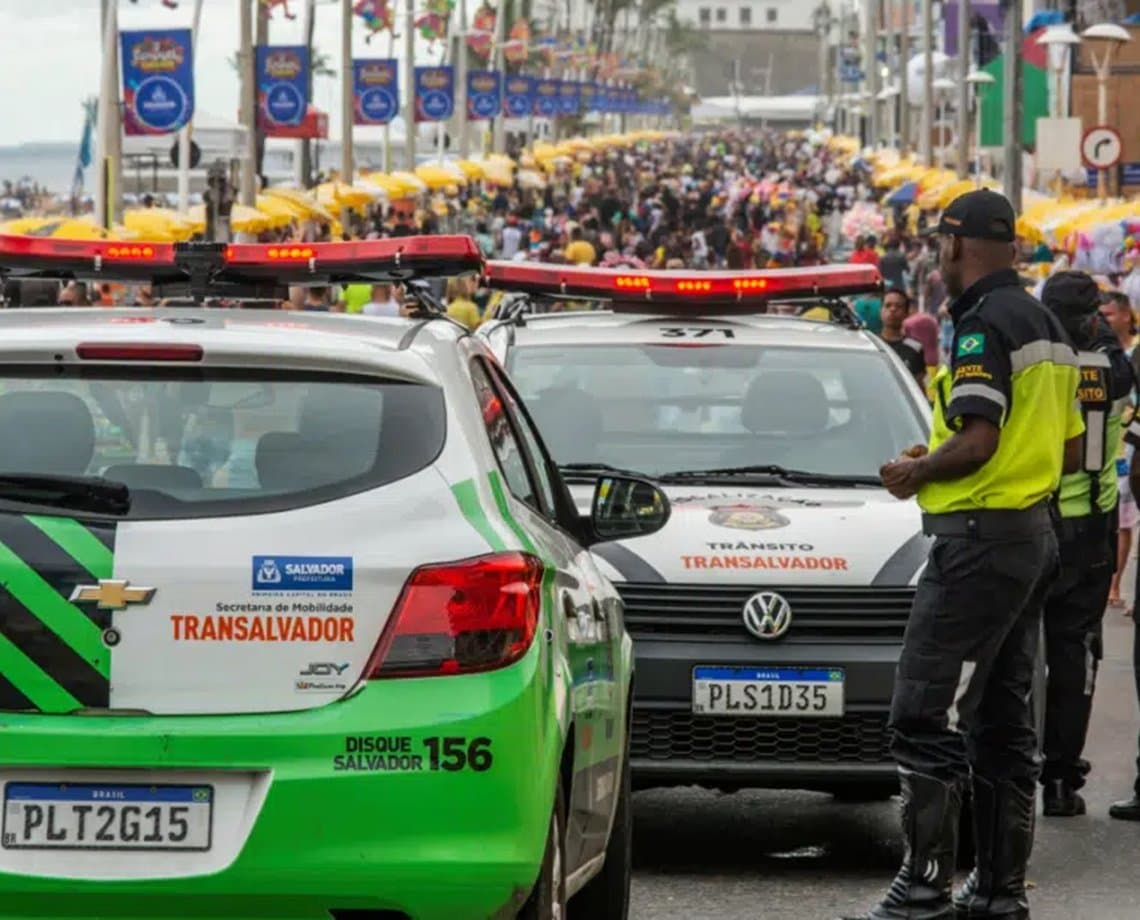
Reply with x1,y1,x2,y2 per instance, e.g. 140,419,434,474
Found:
956,333,986,358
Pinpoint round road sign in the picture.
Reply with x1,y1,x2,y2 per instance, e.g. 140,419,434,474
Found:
1082,126,1123,169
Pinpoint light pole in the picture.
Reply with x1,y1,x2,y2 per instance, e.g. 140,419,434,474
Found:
965,69,994,185
933,76,956,167
812,2,835,124
877,84,900,148
1081,22,1131,202
1036,22,1080,120
921,0,934,166
954,0,969,179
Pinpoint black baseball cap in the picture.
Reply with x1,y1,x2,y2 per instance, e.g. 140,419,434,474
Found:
925,189,1016,242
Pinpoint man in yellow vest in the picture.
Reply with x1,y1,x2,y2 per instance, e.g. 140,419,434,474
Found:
1037,272,1134,819
843,190,1083,920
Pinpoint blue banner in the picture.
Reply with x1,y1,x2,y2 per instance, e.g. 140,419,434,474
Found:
414,66,455,122
353,59,399,125
120,29,194,136
467,70,501,121
558,80,580,116
581,82,596,113
256,45,310,128
534,78,559,117
503,75,533,118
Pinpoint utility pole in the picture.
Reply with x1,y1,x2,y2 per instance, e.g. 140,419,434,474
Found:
297,0,317,187
490,0,508,153
176,0,206,212
921,0,933,166
956,0,970,177
404,0,416,168
456,0,470,158
239,0,257,205
899,0,910,154
865,0,880,149
1002,0,1022,210
96,0,124,228
341,0,354,184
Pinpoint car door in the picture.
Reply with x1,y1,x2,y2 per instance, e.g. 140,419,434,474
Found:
476,356,626,869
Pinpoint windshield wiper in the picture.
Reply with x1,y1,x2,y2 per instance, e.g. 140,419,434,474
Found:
659,465,881,487
558,462,654,481
0,474,131,515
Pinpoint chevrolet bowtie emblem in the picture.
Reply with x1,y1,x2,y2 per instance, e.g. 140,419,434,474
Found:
69,579,157,610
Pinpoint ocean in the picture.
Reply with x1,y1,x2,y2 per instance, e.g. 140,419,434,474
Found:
0,144,81,195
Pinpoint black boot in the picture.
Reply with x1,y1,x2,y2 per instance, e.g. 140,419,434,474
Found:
1108,796,1140,821
1041,779,1085,817
953,776,1034,919
839,769,962,920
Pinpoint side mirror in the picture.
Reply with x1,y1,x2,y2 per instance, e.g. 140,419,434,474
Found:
589,475,671,543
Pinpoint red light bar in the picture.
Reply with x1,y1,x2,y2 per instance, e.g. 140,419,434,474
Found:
0,235,175,264
222,236,482,271
77,343,204,362
483,262,883,309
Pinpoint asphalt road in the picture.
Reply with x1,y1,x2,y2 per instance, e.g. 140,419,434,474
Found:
630,590,1140,919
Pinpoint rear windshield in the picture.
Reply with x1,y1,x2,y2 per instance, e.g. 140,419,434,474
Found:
0,368,445,519
506,343,927,478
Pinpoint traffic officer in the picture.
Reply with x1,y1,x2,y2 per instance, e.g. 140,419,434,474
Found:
1038,272,1134,818
843,190,1083,920
1110,411,1140,822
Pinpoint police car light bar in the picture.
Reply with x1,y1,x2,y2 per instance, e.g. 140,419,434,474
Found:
0,235,484,297
483,262,883,308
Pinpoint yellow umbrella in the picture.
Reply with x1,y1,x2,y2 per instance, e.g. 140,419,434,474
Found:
123,207,197,242
1,216,54,235
14,218,120,240
389,171,429,195
935,179,1000,210
361,173,412,199
314,182,383,214
415,164,465,191
262,187,337,222
188,203,284,234
454,159,484,180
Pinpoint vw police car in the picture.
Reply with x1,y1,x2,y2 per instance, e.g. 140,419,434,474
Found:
0,235,663,920
478,262,932,798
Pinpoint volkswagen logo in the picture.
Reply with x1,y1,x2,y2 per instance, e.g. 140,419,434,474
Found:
742,591,792,640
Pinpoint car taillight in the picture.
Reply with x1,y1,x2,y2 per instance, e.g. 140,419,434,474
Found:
365,552,544,680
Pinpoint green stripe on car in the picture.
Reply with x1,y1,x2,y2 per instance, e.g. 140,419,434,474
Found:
26,515,113,579
0,630,82,712
451,479,507,552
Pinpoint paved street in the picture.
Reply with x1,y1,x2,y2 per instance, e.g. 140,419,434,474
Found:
630,597,1140,919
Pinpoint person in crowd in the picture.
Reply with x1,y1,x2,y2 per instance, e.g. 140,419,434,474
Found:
564,226,597,266
879,236,910,291
361,282,401,317
878,288,926,388
1037,272,1134,819
445,273,482,330
1100,290,1139,611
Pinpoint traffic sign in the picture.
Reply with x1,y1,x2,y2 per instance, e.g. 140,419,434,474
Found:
1082,126,1123,169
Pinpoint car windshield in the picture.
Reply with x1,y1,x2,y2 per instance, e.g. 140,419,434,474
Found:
0,367,445,518
506,343,927,479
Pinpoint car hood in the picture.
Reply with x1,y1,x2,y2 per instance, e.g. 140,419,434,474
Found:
577,483,928,587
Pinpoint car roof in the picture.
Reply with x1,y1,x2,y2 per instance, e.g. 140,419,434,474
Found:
489,310,884,351
0,307,471,379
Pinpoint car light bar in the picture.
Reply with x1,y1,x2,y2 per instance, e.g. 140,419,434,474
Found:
483,262,883,310
0,234,484,301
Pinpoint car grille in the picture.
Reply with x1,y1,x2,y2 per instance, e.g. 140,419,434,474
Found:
618,583,914,641
631,708,892,764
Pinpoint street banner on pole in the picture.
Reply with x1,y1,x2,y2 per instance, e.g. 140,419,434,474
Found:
534,78,559,117
256,45,310,129
354,59,400,125
558,80,580,116
467,70,501,120
414,66,455,122
120,29,194,136
503,75,533,117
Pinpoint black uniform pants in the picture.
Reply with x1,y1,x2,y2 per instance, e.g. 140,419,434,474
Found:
890,531,1058,791
1041,516,1114,789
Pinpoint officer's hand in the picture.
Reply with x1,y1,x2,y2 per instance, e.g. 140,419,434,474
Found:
901,444,928,460
880,457,925,499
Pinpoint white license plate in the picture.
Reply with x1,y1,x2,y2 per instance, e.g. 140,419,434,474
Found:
692,666,845,717
2,783,213,852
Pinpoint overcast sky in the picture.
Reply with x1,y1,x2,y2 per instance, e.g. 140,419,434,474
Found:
0,0,456,145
